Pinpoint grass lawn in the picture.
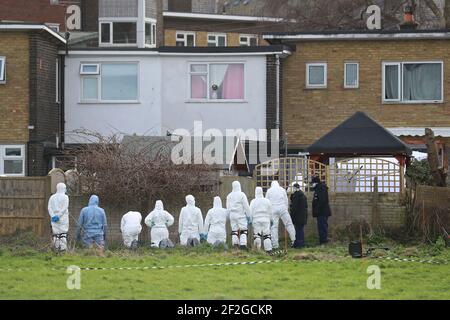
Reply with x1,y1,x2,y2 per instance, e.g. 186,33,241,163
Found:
0,242,449,300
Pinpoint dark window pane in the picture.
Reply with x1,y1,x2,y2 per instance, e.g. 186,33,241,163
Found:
145,23,151,45
113,22,137,44
5,148,21,156
101,23,111,43
186,35,195,47
250,37,257,46
4,160,23,174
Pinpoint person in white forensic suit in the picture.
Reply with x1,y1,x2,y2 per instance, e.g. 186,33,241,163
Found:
120,211,142,249
250,187,273,254
178,195,203,246
203,196,229,245
226,181,251,249
145,200,174,248
48,183,70,251
266,180,296,249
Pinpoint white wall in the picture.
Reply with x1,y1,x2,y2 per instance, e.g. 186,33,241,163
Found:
161,55,267,136
64,54,162,144
64,53,267,143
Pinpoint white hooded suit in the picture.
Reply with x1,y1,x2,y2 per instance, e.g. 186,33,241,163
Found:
178,195,203,246
145,201,174,248
266,181,296,248
47,183,70,251
250,187,273,252
204,197,229,245
121,211,142,248
226,181,251,247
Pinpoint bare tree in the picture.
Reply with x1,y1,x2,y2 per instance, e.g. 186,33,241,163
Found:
63,131,217,212
262,0,445,30
424,128,447,187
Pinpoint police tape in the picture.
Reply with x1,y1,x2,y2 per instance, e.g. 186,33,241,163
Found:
0,255,448,273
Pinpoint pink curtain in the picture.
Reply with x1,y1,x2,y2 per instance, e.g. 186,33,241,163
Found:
222,64,244,99
191,75,207,99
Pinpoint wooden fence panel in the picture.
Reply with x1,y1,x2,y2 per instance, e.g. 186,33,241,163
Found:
0,177,50,236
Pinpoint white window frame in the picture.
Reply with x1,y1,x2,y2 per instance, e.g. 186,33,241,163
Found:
0,56,5,83
0,145,25,177
80,63,100,75
79,62,140,104
382,61,444,104
344,62,359,89
306,63,327,89
99,18,138,47
176,31,196,47
207,33,227,47
188,62,246,102
145,18,157,48
239,34,258,46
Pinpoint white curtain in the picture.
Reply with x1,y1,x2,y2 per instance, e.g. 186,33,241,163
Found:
101,64,138,101
403,63,441,101
209,64,229,99
385,65,399,100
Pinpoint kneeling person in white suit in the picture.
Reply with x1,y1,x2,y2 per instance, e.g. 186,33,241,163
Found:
226,181,251,249
120,211,142,249
204,197,229,245
179,195,203,246
145,200,174,248
250,187,273,253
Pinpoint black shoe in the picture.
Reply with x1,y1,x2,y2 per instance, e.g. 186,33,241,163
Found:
239,245,248,250
266,250,273,256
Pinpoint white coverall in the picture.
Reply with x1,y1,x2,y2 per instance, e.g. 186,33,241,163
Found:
203,197,229,245
120,211,142,248
250,187,273,252
47,183,70,251
179,195,203,246
266,181,296,249
226,181,251,247
145,201,174,248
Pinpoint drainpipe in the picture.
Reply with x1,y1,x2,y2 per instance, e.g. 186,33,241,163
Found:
275,54,280,130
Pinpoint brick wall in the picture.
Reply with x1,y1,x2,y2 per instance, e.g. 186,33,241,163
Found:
283,40,450,148
164,29,270,47
28,32,61,176
0,33,29,145
0,0,68,30
266,55,283,140
81,0,99,32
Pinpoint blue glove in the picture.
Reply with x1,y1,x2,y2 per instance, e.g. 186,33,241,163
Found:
200,233,208,242
51,215,60,223
247,217,252,226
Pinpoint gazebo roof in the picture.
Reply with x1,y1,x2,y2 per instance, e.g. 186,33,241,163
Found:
308,112,412,156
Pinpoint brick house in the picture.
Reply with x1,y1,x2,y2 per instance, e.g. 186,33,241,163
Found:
0,23,66,176
264,30,450,171
163,0,287,47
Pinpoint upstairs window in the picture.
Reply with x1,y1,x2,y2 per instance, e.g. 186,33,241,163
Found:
383,62,443,103
1,145,25,176
145,21,157,46
306,63,327,88
207,34,227,47
100,21,137,45
189,63,245,101
0,56,5,83
239,35,258,46
80,63,139,102
344,62,359,89
176,31,195,47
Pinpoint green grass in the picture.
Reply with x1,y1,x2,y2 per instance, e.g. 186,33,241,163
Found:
0,244,449,300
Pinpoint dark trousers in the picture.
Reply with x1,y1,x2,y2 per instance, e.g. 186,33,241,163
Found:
316,216,329,244
293,225,305,248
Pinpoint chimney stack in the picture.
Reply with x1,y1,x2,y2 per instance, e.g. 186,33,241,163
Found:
400,4,418,30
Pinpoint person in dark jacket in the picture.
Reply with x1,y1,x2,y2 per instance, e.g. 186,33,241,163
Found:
311,176,332,245
289,183,308,248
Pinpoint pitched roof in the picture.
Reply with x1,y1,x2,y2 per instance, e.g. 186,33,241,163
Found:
308,112,412,156
0,22,66,43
